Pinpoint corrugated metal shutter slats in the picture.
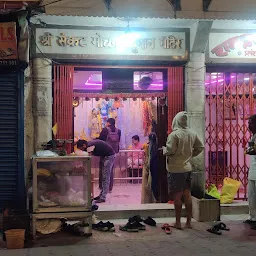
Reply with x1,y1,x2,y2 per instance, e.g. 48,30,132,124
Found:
0,70,24,209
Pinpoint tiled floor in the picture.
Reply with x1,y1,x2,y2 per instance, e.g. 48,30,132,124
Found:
93,183,142,205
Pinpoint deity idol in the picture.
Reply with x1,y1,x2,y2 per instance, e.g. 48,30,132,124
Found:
89,108,101,139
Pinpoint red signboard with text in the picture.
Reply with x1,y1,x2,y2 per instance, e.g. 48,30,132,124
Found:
209,33,256,60
0,22,17,66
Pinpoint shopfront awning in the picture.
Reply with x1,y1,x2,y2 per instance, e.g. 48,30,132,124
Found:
39,0,256,20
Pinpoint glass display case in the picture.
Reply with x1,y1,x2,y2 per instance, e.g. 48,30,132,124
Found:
32,156,91,213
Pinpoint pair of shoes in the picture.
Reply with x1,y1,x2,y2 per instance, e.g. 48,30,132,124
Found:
207,222,230,235
92,221,115,232
161,224,172,235
128,215,146,231
129,215,156,226
127,215,156,229
92,221,108,231
135,222,146,230
143,216,156,227
129,215,146,230
214,223,230,231
119,215,146,232
244,219,256,225
119,222,140,232
129,215,143,223
207,226,222,235
105,221,115,232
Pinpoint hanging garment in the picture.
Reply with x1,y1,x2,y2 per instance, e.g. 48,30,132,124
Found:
151,120,157,133
142,101,153,136
149,132,158,201
141,143,156,204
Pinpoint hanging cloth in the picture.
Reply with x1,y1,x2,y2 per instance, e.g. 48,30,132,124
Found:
149,132,158,201
142,101,153,136
141,143,156,204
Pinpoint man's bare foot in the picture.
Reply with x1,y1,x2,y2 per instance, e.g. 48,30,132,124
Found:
171,223,182,230
185,222,192,229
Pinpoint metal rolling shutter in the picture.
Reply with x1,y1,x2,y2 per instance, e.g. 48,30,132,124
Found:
0,69,25,210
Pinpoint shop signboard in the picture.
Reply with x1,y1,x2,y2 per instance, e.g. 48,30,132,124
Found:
0,22,18,66
34,27,189,61
209,32,256,62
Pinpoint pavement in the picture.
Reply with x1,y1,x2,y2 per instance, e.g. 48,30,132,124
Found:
1,215,256,256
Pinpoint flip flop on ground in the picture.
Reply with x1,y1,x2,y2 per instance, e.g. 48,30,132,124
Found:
214,222,230,231
207,227,222,235
161,224,172,235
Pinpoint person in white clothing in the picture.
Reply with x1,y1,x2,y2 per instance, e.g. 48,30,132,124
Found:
245,115,256,227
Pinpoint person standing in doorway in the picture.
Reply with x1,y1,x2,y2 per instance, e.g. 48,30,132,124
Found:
245,115,256,227
76,139,115,203
98,118,121,192
163,111,204,229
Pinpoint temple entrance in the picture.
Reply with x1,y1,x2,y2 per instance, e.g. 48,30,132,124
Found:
53,64,184,204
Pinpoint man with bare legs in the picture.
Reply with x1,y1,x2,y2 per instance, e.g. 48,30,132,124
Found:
163,111,204,229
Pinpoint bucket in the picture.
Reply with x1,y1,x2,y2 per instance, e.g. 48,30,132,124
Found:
5,229,25,249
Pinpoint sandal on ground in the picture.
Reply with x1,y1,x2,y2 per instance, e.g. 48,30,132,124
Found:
214,222,230,231
244,219,256,225
161,223,171,230
164,227,172,235
207,227,222,235
143,217,156,227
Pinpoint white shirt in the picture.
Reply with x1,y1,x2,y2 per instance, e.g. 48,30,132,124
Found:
74,149,89,156
249,135,256,180
249,155,256,180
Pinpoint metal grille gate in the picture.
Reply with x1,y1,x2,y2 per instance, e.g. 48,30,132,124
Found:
205,72,256,200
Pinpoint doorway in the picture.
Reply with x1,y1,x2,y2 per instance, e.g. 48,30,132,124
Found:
53,64,184,205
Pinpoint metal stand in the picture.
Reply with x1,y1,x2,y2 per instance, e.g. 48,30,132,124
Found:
31,156,92,240
32,211,92,240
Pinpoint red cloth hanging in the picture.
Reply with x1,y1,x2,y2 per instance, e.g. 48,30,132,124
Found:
167,67,184,134
53,65,74,153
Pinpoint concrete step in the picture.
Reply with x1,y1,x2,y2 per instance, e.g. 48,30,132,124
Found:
220,201,249,215
96,202,249,220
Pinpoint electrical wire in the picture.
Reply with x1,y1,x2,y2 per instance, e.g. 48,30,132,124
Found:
29,21,61,65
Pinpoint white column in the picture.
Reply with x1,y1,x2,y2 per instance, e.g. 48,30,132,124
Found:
185,52,206,196
33,58,52,150
24,64,34,172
